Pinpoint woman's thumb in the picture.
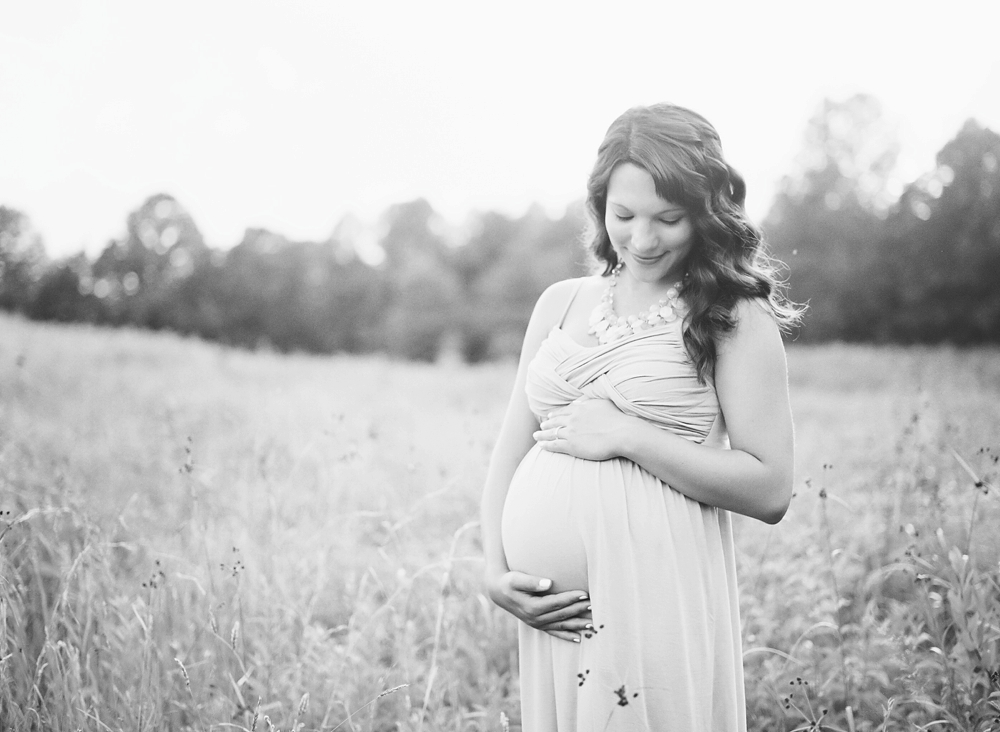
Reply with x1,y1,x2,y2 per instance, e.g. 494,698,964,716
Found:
508,571,552,593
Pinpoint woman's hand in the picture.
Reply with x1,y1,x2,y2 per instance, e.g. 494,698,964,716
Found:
534,398,632,461
487,571,593,643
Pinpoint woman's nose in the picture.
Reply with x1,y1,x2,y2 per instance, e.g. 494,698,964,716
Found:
631,223,657,252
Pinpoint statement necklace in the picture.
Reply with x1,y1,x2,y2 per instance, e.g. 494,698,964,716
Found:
587,263,686,345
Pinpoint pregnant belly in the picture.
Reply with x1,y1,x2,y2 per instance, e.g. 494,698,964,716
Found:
501,444,591,594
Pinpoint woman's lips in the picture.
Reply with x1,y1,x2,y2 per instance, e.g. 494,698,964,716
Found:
630,252,664,265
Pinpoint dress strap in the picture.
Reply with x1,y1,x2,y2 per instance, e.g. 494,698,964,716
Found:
556,279,585,327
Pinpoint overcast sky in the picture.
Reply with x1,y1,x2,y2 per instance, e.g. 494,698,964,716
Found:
2,0,998,256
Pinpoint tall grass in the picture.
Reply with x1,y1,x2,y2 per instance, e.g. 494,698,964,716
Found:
1,315,998,731
740,346,1000,730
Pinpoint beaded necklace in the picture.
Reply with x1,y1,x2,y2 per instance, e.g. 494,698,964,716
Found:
587,263,686,345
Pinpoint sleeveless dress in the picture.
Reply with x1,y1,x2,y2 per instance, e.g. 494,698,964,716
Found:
501,282,746,731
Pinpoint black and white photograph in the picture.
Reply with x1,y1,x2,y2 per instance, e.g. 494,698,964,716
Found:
2,2,999,730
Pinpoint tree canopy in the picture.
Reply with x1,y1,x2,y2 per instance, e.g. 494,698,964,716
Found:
5,99,999,357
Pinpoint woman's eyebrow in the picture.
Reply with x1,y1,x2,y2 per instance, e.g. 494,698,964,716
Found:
608,200,685,215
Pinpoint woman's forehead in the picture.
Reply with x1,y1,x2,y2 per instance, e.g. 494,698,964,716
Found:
607,163,685,210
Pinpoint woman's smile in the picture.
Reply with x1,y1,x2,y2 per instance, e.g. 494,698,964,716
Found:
630,251,667,265
631,250,662,261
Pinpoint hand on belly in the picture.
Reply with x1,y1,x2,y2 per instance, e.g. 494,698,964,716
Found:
500,445,593,640
487,570,593,644
502,451,589,593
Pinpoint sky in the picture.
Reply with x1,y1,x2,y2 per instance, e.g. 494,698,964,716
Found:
2,0,999,257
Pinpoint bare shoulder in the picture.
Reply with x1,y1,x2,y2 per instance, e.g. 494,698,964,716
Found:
721,298,782,348
715,298,792,443
532,276,605,325
715,298,787,378
515,277,600,372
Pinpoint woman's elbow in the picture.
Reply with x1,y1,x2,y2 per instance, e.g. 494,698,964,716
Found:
754,473,793,525
758,500,789,525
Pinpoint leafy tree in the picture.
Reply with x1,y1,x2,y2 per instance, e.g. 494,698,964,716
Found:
764,95,900,340
216,228,386,352
464,203,588,360
91,193,210,328
454,210,523,361
377,199,461,361
878,120,1000,341
27,254,103,323
0,206,46,312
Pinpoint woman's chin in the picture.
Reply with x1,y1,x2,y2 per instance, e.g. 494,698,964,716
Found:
624,260,683,285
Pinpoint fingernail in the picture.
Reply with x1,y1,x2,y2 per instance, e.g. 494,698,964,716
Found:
578,594,589,601
585,624,594,630
586,605,592,611
572,637,580,643
538,579,552,591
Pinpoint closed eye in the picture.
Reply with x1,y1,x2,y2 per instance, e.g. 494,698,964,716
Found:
611,212,683,224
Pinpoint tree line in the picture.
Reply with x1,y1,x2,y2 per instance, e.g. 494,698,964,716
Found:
0,196,587,362
764,95,1000,344
2,95,998,359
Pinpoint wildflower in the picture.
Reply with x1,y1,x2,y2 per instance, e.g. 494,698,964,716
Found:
613,685,637,706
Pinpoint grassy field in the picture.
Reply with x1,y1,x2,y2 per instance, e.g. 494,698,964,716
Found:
1,314,998,731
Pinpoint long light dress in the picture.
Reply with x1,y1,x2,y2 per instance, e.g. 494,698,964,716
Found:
501,284,746,732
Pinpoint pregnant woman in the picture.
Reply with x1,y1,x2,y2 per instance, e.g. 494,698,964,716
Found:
480,103,802,731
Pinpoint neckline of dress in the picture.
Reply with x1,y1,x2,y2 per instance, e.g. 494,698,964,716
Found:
548,322,676,351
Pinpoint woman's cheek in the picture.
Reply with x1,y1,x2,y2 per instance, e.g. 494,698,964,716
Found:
606,220,628,245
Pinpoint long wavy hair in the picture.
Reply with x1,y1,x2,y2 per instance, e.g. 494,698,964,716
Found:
585,102,802,383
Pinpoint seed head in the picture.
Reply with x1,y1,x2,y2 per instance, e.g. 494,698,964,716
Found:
174,657,191,692
251,698,261,732
376,683,408,699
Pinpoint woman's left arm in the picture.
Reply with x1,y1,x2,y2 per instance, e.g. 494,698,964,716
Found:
536,299,794,524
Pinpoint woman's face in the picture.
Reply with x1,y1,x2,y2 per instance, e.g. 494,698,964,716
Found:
605,162,695,286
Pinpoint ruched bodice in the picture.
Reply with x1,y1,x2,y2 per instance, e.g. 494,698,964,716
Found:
502,304,745,731
527,322,722,445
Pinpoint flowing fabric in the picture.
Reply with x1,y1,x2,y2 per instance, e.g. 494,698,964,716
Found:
501,317,746,732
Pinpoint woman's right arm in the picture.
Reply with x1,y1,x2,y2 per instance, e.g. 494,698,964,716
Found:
480,279,594,643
